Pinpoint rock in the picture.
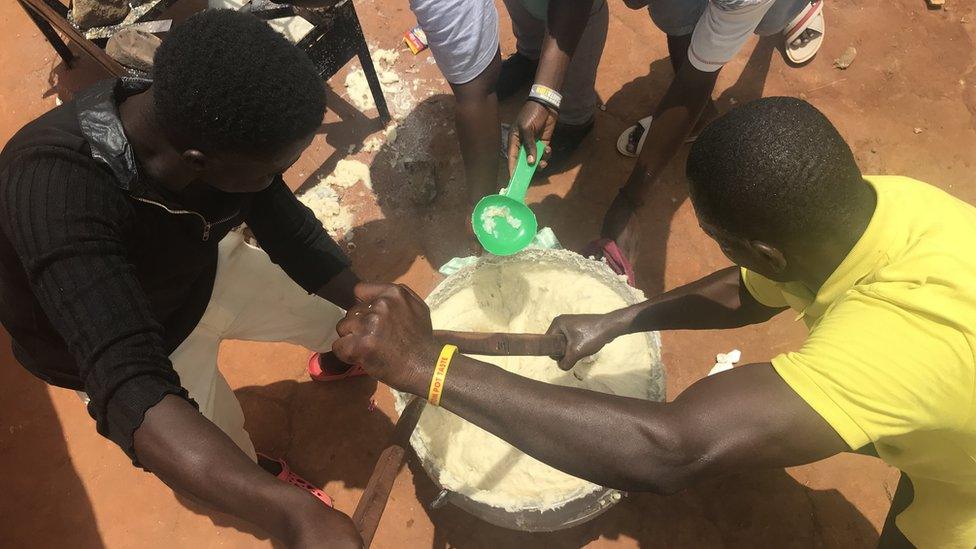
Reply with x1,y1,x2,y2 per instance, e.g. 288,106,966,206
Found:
72,0,130,30
105,28,160,72
833,46,857,70
403,159,438,206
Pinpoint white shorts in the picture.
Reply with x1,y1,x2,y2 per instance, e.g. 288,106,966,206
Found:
410,0,500,84
79,232,346,461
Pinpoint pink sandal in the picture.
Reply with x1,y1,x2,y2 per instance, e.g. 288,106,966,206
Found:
584,238,636,287
258,454,334,508
307,352,368,382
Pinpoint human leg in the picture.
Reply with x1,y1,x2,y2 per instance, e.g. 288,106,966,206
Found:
618,0,707,156
553,0,607,127
532,0,607,173
449,52,503,208
496,0,545,100
410,0,502,211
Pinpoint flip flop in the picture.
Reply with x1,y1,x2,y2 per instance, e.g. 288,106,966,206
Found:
616,116,652,158
616,115,699,158
584,238,636,287
308,352,368,382
784,0,825,65
257,454,334,508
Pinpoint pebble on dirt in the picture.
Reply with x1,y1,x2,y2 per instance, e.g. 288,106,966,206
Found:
833,46,857,70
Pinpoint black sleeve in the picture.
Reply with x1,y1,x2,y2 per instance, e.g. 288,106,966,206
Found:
242,176,350,293
0,148,195,465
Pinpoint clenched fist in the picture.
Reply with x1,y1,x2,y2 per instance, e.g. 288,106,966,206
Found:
332,283,440,396
545,313,619,371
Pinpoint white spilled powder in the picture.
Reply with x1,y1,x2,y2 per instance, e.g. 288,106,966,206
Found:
410,253,660,512
321,158,372,190
362,136,383,153
344,48,420,119
708,349,741,376
297,184,354,237
480,205,521,236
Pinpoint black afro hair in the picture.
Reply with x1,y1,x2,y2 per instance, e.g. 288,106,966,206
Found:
686,97,867,248
152,9,325,155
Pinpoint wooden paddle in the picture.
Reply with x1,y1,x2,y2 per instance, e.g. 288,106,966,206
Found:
347,331,566,545
433,330,567,358
351,396,425,547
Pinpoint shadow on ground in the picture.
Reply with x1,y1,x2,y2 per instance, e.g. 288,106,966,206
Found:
299,92,481,285
0,329,105,548
408,454,879,548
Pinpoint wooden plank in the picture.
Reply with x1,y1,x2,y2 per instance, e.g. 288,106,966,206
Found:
352,397,426,547
19,0,126,76
18,0,75,66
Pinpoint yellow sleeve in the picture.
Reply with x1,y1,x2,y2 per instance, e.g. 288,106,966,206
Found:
770,292,973,449
740,267,789,308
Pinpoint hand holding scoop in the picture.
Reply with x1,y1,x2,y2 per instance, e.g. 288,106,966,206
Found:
472,141,545,256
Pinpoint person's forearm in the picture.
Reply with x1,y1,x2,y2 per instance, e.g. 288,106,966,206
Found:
316,267,360,310
440,355,687,492
623,65,718,199
134,396,333,545
605,267,782,336
534,0,591,90
436,357,844,495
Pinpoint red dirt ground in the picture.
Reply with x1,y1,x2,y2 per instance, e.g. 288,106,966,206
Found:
1,0,974,547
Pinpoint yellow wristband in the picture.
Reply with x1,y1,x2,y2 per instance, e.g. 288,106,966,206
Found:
428,344,458,406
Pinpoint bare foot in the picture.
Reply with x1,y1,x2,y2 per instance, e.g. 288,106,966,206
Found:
600,193,641,266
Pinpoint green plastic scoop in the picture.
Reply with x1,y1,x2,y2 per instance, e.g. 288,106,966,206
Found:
472,141,545,256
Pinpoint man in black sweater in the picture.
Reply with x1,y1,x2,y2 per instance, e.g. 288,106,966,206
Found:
0,11,362,547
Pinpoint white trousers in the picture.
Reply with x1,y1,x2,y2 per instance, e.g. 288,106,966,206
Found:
81,232,346,461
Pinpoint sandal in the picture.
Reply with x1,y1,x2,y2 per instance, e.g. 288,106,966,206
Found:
307,352,368,382
616,115,699,158
784,0,825,65
258,454,334,508
616,115,653,158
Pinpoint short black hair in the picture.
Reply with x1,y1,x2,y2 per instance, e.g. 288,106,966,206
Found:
686,97,866,248
152,10,325,155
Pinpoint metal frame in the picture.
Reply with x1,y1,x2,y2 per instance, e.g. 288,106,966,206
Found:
16,0,390,122
17,0,125,76
295,2,390,122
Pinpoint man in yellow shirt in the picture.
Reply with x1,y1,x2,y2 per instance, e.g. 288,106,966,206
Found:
330,97,975,547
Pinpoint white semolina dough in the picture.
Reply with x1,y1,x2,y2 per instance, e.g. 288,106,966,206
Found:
411,258,658,512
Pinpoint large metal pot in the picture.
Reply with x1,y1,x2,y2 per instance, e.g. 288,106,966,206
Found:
393,249,665,531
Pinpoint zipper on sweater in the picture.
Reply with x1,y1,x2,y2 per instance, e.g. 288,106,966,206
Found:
131,196,239,242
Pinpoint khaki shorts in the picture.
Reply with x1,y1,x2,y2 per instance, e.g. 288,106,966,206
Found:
79,232,346,461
